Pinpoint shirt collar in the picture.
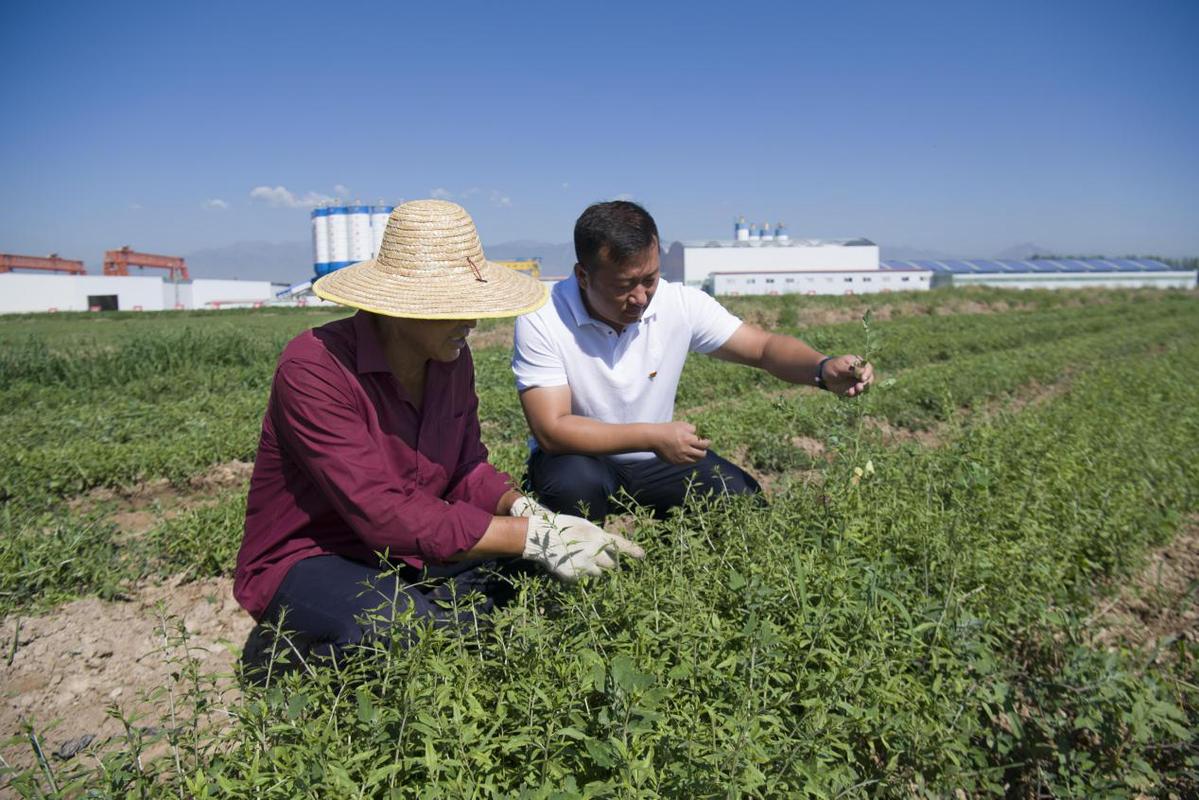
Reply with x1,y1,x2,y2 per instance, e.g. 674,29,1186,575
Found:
353,310,392,374
563,273,660,332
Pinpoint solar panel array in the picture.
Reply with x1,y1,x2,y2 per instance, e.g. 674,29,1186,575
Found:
880,258,1175,274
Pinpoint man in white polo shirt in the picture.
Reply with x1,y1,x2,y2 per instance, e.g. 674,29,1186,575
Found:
512,201,873,521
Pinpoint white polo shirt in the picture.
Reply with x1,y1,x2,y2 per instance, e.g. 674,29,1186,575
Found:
512,274,742,462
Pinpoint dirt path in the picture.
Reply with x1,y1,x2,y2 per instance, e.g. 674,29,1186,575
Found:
69,460,254,536
1,576,253,773
1089,519,1199,658
3,460,257,775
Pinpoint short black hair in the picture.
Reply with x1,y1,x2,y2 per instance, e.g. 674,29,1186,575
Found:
574,201,659,274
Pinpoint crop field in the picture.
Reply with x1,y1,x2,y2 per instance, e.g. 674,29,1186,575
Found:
1,287,1196,797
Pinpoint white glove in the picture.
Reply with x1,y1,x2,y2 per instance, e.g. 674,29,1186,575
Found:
509,495,555,521
519,509,645,583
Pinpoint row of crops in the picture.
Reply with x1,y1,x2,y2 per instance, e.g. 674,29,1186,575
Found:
1,288,1196,796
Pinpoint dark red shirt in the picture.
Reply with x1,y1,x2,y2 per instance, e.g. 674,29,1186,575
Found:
234,311,513,620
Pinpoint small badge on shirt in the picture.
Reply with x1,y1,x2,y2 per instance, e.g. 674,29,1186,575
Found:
648,371,658,380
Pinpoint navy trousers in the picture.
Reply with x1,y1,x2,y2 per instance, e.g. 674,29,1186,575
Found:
525,448,762,521
240,554,524,682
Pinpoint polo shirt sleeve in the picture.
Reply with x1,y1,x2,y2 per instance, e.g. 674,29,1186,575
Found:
681,285,743,353
270,357,492,564
512,312,567,391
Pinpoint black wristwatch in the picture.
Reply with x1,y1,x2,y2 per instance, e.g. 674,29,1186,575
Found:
815,356,832,390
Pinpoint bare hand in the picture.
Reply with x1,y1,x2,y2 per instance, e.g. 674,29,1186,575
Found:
822,355,874,397
652,421,710,465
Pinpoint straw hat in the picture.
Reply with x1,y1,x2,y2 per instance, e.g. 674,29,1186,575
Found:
313,199,547,319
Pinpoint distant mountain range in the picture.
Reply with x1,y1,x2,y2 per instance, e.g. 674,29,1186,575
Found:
484,240,577,276
184,239,1065,282
185,241,311,284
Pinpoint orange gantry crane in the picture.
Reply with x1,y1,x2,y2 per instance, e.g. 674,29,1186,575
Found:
103,246,189,281
0,253,87,275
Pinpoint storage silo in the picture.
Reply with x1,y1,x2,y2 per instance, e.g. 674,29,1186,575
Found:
759,221,773,242
348,202,373,263
311,206,330,275
370,203,394,258
326,204,351,274
734,216,748,241
775,222,789,242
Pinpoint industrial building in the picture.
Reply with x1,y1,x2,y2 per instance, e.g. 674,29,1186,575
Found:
663,223,931,296
708,268,932,296
666,219,1196,297
0,273,290,314
663,236,882,289
883,258,1196,290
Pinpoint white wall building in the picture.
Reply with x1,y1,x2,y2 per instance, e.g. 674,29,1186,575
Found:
709,269,932,296
0,274,168,313
181,278,277,309
0,273,283,314
944,271,1196,290
884,259,1197,291
662,238,880,288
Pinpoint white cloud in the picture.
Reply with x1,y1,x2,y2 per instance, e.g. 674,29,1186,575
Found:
129,202,144,210
613,193,634,201
490,190,512,208
561,182,570,190
204,198,229,210
333,184,351,197
429,187,453,200
249,185,334,209
461,187,482,198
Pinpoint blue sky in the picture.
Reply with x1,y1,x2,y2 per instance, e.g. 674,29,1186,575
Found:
2,0,1196,272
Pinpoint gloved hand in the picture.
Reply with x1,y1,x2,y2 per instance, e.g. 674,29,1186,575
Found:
508,495,555,521
521,510,645,582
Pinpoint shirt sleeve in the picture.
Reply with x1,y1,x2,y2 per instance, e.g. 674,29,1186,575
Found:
682,285,743,353
270,357,493,563
512,312,567,390
444,359,515,513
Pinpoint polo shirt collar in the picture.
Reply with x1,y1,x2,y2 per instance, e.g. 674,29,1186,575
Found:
353,311,392,374
564,273,661,332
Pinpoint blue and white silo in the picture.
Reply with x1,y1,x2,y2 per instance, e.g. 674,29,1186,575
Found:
348,202,373,263
734,216,748,241
325,204,351,274
775,222,789,242
311,206,330,275
759,221,773,241
370,204,394,258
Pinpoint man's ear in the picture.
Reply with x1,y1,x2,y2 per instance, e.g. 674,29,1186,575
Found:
573,262,588,290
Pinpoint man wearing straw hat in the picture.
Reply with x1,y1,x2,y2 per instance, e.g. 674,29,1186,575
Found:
513,200,873,521
234,199,643,676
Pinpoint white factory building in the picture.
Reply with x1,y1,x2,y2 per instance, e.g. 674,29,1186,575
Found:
662,235,934,296
0,273,296,315
662,226,1195,297
885,258,1196,290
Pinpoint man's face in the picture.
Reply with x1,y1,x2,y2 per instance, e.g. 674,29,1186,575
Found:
576,244,660,329
380,316,478,363
416,318,478,362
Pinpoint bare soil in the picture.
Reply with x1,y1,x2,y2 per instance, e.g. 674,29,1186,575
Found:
1,576,253,772
1090,519,1199,658
1,460,257,774
68,460,254,536
467,323,517,351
